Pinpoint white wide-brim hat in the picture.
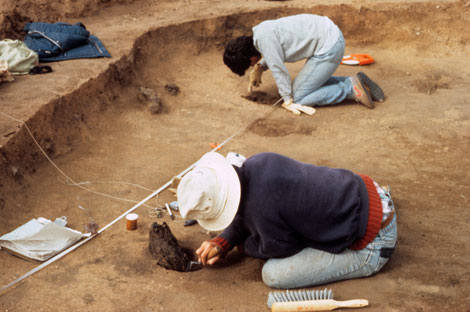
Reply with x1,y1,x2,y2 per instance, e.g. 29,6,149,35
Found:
177,152,241,231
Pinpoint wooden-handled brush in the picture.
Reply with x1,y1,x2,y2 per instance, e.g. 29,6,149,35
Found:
271,299,369,311
267,288,369,311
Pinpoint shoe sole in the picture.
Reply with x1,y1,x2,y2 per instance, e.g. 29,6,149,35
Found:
351,76,374,109
357,72,385,102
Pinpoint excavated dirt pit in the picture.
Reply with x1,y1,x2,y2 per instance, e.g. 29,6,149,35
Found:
0,2,469,311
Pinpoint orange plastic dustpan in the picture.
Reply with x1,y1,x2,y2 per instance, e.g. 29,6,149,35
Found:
341,54,375,66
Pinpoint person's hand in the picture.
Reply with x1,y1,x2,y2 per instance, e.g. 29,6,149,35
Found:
196,241,221,265
247,63,264,93
281,98,316,116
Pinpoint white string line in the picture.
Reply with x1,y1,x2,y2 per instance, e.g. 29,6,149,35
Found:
0,98,282,294
215,98,282,149
0,111,161,209
58,178,155,192
56,176,159,210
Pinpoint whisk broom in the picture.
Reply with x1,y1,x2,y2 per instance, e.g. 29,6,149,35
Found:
267,288,368,311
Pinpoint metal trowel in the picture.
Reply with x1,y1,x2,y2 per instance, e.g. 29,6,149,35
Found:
186,246,220,272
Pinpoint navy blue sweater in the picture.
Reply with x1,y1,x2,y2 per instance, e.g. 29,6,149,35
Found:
216,153,375,259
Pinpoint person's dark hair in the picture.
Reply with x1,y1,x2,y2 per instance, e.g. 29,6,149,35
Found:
223,36,260,76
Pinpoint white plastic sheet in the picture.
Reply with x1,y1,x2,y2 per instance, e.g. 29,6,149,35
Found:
0,217,89,262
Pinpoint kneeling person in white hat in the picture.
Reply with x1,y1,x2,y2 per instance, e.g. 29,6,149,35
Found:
177,151,397,289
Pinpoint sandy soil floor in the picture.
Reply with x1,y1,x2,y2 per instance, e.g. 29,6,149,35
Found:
0,0,469,311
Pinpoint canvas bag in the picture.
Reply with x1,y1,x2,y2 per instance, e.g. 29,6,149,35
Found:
0,39,39,75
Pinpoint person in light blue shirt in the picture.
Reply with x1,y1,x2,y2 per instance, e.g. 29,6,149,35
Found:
223,14,385,115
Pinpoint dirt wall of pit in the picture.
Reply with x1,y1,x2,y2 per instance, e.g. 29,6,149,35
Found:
1,2,469,209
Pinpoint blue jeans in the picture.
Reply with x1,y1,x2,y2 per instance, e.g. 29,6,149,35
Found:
292,32,355,106
262,201,397,289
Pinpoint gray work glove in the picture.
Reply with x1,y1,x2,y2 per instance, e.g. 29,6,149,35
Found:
248,63,264,93
281,98,316,116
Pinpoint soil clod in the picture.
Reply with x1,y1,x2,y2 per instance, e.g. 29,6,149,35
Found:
148,100,163,114
138,86,163,114
165,83,180,96
149,222,190,272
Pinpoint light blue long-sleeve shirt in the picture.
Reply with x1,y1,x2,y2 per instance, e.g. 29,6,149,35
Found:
253,14,340,102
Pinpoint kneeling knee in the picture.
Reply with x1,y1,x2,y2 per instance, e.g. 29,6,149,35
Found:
262,263,284,289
